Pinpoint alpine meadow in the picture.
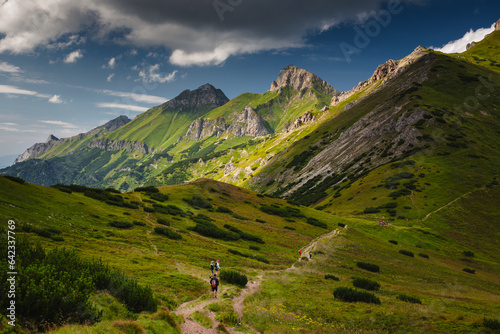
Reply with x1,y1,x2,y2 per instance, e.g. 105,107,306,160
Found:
1,17,500,334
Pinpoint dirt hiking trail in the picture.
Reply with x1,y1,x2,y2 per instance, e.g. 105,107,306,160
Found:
173,228,342,333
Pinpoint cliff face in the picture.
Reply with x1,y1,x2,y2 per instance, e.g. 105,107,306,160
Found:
183,106,271,141
283,112,316,132
88,139,149,154
270,65,339,96
14,115,131,164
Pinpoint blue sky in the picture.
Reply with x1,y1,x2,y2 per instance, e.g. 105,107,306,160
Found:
0,0,499,160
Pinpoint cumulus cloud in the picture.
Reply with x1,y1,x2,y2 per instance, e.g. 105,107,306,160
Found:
431,23,495,53
107,57,116,69
0,0,413,66
48,94,63,104
64,50,83,63
138,64,177,83
106,73,115,82
96,102,148,112
0,61,22,73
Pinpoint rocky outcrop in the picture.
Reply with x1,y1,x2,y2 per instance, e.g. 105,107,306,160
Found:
14,115,131,164
495,18,500,31
331,46,428,107
270,65,339,97
89,139,149,154
183,106,271,141
283,112,316,132
466,41,476,51
183,117,228,141
227,106,271,137
159,83,229,112
14,135,61,164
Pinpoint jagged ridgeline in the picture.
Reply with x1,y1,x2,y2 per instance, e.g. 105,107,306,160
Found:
1,65,338,190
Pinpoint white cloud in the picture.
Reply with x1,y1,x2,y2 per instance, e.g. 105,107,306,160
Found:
39,120,78,128
99,89,167,104
138,64,177,83
96,102,148,112
0,61,22,73
64,49,83,63
48,94,63,104
0,122,37,133
106,73,115,82
431,23,495,53
108,57,116,68
0,84,50,99
0,0,400,65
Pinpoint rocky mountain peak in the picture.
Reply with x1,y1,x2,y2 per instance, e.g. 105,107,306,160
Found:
495,18,500,31
269,65,338,96
102,115,131,132
46,134,59,143
161,83,229,112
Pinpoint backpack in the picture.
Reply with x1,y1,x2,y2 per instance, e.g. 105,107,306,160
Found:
211,278,217,288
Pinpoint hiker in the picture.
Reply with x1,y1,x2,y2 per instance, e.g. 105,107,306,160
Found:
309,252,312,259
210,260,215,274
210,273,219,299
298,250,302,256
215,260,220,273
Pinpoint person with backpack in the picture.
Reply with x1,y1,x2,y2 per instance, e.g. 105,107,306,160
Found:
210,273,219,299
210,260,215,274
215,260,220,273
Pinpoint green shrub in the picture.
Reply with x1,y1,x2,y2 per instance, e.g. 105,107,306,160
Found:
216,206,233,213
109,221,133,229
189,218,239,241
184,195,212,209
388,240,398,245
353,277,380,291
357,262,379,273
284,226,295,230
325,274,339,281
144,207,155,213
153,203,186,216
0,232,156,331
399,250,414,257
483,318,500,330
231,213,250,220
463,250,474,257
133,221,146,226
333,287,381,304
418,253,429,259
4,175,25,184
256,219,266,224
154,227,182,240
462,268,476,274
338,223,346,228
249,245,260,251
259,205,304,218
223,224,264,243
157,218,170,226
228,249,269,264
134,186,159,193
397,294,422,304
384,202,398,208
149,192,170,202
364,207,381,214
220,270,248,287
305,217,327,229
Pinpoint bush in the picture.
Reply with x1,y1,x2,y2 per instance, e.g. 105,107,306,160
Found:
325,274,339,281
134,186,159,193
397,294,422,304
284,226,295,230
144,206,155,213
399,250,414,257
385,202,398,208
4,175,25,184
133,221,146,226
259,205,304,218
338,223,346,228
249,245,260,251
353,277,380,291
109,221,134,229
388,240,398,245
357,262,379,273
483,318,500,330
220,270,248,287
216,206,233,213
305,217,327,229
189,218,239,241
333,287,381,304
149,193,169,202
462,268,476,274
256,218,266,224
157,218,170,226
0,232,157,331
463,250,474,257
154,227,182,240
418,253,429,259
364,207,381,214
224,224,264,244
184,195,212,209
228,249,269,264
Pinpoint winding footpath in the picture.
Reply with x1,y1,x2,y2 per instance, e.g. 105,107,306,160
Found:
173,228,342,334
